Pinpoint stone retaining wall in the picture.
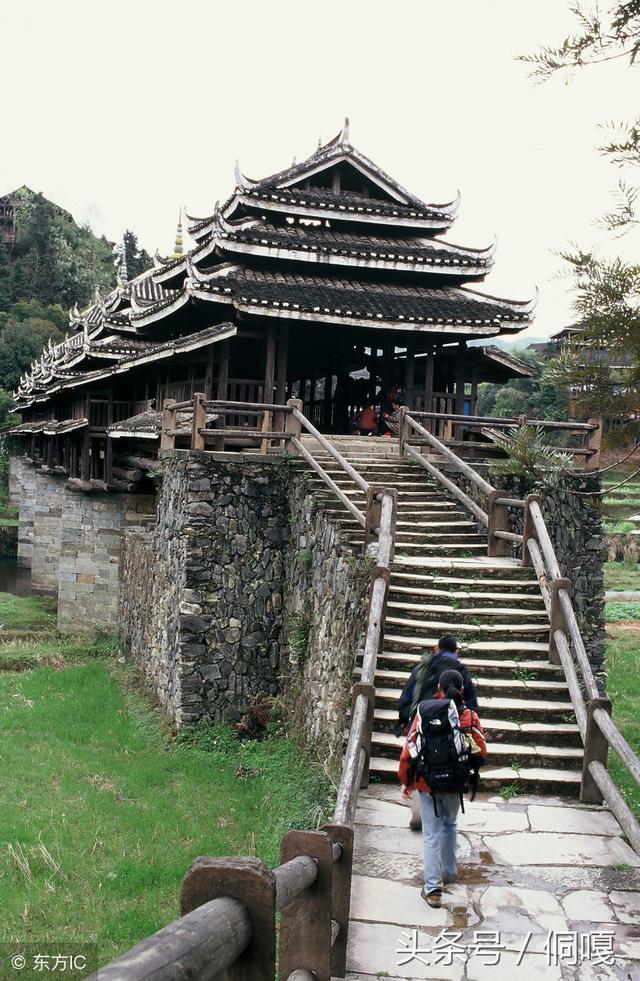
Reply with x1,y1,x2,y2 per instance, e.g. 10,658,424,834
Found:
442,461,606,684
9,456,154,630
282,484,370,773
11,456,37,569
57,491,155,632
119,452,370,768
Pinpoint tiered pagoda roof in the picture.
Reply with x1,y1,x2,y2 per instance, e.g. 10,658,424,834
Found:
14,121,535,408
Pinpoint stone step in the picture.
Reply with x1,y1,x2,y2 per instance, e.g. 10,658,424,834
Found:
370,706,582,746
390,570,540,591
384,634,549,654
368,729,583,769
367,754,582,794
384,614,549,637
362,671,569,702
388,584,544,605
386,600,549,620
391,555,526,571
373,650,562,674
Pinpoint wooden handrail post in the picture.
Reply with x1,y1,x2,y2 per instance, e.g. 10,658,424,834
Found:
364,485,382,550
352,681,376,788
487,489,509,557
522,493,542,567
279,830,334,981
321,823,354,980
260,408,272,455
585,417,603,470
398,406,408,458
160,398,176,450
191,392,206,451
285,399,303,455
180,856,276,980
581,696,612,803
549,577,571,665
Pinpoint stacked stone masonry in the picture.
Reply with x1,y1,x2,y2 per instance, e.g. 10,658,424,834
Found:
10,455,154,629
119,452,370,770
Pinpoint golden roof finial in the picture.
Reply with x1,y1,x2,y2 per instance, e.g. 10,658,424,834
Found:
173,206,184,259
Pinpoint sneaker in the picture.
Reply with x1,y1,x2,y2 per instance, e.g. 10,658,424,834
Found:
420,887,442,908
408,816,422,832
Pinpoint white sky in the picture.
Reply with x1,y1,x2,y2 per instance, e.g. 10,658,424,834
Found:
1,0,638,342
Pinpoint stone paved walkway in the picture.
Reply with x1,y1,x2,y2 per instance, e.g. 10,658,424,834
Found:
344,787,640,980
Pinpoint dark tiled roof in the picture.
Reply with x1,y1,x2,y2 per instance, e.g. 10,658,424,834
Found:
202,269,531,325
223,221,490,269
108,409,161,435
243,185,452,221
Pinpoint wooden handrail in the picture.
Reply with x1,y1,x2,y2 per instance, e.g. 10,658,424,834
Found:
85,896,252,980
203,400,293,414
405,414,494,496
292,407,369,493
410,410,599,433
290,437,366,528
405,443,489,525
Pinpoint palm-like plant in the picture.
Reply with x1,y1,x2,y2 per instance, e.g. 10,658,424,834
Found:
485,425,573,478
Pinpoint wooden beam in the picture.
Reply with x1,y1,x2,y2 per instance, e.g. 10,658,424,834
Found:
423,348,434,416
261,326,277,452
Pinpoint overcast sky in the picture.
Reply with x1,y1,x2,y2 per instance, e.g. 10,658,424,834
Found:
2,0,638,342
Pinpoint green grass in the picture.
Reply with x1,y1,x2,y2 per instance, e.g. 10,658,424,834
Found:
0,654,333,962
604,520,637,534
604,560,640,592
0,592,57,633
607,627,640,822
605,601,640,622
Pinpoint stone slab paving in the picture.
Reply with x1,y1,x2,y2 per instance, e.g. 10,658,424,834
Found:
342,787,640,980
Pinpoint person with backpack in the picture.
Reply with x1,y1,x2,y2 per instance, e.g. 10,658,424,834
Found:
398,669,487,908
396,635,478,737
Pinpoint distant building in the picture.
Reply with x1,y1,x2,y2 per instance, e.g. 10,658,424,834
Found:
0,185,74,252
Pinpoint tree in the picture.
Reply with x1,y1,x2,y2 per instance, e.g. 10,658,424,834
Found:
123,229,151,282
545,253,640,441
476,350,568,420
0,243,11,309
0,317,64,391
521,4,640,232
522,5,640,441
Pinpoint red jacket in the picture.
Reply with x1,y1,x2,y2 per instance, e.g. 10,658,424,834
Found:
398,699,487,793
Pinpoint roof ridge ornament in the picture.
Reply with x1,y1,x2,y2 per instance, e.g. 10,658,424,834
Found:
235,160,258,192
339,116,350,145
172,207,184,259
113,239,128,288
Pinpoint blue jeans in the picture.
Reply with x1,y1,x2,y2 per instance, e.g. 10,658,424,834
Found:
418,790,460,892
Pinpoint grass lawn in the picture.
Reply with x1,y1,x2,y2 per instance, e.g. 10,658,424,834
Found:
605,601,640,622
0,645,333,964
607,625,640,823
0,591,57,633
604,560,640,592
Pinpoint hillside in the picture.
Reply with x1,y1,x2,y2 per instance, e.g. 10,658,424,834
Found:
0,188,149,402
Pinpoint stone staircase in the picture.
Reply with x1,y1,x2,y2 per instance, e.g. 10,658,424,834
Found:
300,435,583,796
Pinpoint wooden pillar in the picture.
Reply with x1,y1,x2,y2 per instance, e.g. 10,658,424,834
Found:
404,337,416,408
369,345,378,403
274,325,289,433
216,340,230,400
261,326,276,451
204,347,215,399
455,341,466,415
471,361,479,416
382,340,394,399
264,325,276,402
424,347,434,418
81,431,90,481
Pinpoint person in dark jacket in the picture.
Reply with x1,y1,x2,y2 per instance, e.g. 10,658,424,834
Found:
396,635,479,830
397,635,478,732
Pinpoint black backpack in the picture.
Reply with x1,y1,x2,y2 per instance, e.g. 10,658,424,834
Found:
409,698,474,815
